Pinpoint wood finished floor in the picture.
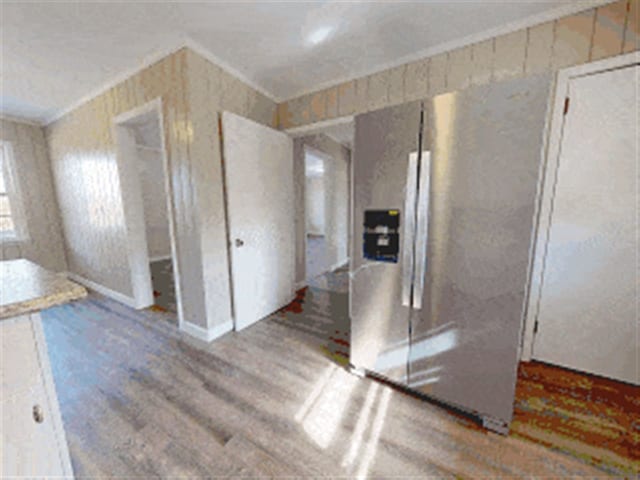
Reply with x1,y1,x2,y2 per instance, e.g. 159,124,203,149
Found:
511,361,639,476
40,271,636,478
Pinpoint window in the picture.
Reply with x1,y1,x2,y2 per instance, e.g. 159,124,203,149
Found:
0,141,26,241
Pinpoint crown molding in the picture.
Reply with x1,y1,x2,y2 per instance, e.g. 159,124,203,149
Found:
183,37,281,103
0,114,45,127
44,42,187,125
11,0,612,124
43,35,281,126
280,0,612,101
285,115,354,137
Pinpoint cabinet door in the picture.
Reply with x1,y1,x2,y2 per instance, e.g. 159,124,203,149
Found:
1,315,43,393
1,315,72,477
2,384,67,476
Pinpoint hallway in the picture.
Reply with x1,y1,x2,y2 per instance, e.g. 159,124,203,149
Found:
305,234,329,281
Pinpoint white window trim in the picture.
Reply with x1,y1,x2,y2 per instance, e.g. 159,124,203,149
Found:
0,140,29,244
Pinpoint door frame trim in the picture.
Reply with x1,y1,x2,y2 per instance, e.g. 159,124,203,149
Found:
112,98,185,328
520,52,639,361
284,115,354,138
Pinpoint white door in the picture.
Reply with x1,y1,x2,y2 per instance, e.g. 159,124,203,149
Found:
533,65,638,384
221,112,295,331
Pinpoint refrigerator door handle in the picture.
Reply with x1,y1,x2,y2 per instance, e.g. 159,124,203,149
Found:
401,152,419,307
413,151,431,310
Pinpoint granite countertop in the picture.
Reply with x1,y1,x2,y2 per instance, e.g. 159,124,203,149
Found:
0,259,87,319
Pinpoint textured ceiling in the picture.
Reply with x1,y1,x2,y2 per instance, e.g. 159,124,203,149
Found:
1,1,609,124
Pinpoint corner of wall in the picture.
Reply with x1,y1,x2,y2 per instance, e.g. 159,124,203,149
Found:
181,319,234,343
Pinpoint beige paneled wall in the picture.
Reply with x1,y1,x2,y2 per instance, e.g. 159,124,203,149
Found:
46,47,277,334
185,49,277,333
0,119,67,272
293,134,350,285
278,0,638,129
47,49,194,310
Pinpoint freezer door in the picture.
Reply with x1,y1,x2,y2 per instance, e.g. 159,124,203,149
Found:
350,101,424,384
408,75,552,427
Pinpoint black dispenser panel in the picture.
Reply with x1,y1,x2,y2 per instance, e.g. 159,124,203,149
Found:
363,210,400,263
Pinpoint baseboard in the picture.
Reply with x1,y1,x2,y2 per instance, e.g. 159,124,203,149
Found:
180,320,234,343
65,272,137,308
149,255,172,263
299,259,348,287
329,259,349,272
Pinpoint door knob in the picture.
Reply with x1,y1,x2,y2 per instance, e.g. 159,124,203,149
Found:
235,239,245,247
33,404,44,423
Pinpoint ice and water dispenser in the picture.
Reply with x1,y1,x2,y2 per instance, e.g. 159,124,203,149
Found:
363,209,400,263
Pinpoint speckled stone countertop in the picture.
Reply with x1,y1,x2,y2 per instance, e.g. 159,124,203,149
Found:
0,259,87,319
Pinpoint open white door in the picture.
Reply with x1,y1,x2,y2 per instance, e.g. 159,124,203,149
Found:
221,112,295,331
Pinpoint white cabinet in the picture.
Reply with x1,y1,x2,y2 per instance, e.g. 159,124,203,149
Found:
1,313,74,477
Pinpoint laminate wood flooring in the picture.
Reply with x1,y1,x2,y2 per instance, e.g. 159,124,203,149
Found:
40,269,635,477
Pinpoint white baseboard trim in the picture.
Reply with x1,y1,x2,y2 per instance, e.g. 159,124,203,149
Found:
299,258,348,288
181,320,234,343
149,255,172,263
329,259,349,272
65,272,137,308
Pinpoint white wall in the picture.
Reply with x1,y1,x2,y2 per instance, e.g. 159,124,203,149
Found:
137,146,171,260
0,118,67,272
325,150,349,268
305,174,325,235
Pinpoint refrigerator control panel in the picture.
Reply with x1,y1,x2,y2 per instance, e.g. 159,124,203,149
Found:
363,210,400,263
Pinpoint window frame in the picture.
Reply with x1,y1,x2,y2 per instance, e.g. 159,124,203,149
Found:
0,140,28,243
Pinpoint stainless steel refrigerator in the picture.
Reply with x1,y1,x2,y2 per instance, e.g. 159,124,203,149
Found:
350,74,552,433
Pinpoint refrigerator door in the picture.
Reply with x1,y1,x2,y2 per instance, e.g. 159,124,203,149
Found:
350,101,424,384
408,75,552,429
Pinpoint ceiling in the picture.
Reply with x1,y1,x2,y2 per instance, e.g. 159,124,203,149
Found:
1,1,608,124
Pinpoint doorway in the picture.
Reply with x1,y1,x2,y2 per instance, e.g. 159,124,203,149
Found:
526,54,638,385
113,100,182,323
304,148,329,281
275,119,354,362
293,121,353,288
